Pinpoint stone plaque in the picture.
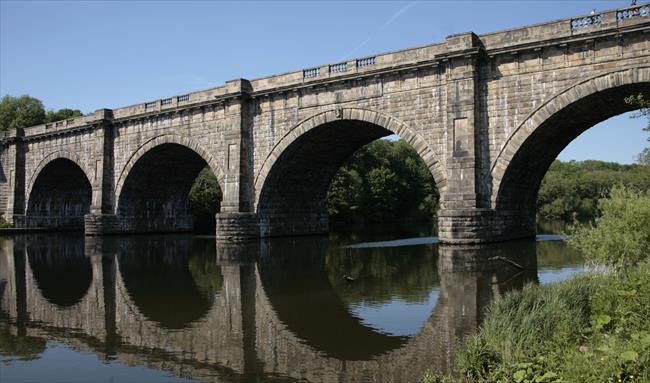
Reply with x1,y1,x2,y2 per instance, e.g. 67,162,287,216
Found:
453,118,471,157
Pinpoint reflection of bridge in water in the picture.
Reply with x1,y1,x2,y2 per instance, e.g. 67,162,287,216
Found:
0,235,539,382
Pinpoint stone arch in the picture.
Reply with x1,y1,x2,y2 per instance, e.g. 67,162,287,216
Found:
254,107,446,207
114,134,225,233
114,134,225,209
253,107,445,238
26,150,94,207
24,152,93,229
491,65,650,210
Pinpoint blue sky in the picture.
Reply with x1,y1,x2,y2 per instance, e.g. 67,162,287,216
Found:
1,0,647,163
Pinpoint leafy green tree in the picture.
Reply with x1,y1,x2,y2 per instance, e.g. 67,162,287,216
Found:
326,139,439,225
0,95,84,131
0,95,46,131
188,167,222,232
569,185,650,269
537,160,650,222
625,94,650,165
44,108,83,123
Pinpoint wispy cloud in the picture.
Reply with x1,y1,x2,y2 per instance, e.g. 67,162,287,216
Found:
340,1,420,61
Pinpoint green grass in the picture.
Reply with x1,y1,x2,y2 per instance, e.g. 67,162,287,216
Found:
425,265,650,382
425,185,650,383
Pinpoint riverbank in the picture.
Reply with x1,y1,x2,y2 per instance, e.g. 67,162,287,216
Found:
425,262,650,382
425,186,650,383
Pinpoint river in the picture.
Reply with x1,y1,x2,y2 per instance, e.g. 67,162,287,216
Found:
0,223,583,382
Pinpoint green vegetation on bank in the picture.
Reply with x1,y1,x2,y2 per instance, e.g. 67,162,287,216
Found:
568,186,650,270
425,186,650,383
625,94,650,165
537,160,650,222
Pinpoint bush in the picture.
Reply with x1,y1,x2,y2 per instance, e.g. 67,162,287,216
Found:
455,276,599,382
568,185,650,269
434,188,650,383
451,266,650,382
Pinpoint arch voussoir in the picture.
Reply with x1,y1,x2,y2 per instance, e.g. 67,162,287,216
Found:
114,134,226,210
26,150,94,209
253,108,446,210
491,65,650,208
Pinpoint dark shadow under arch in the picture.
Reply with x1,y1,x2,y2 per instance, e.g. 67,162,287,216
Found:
494,80,649,214
257,116,441,237
116,143,222,233
26,158,92,230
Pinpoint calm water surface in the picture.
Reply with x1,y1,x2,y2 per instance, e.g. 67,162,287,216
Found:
0,225,583,383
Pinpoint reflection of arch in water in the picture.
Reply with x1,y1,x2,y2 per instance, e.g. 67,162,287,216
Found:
325,242,441,335
20,234,107,339
253,237,539,381
110,235,246,373
258,237,408,360
26,235,92,307
2,234,543,382
115,236,213,329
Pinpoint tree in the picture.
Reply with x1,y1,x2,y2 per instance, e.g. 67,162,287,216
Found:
188,167,222,232
0,95,46,131
625,94,650,165
569,185,650,269
326,139,439,225
0,95,84,131
45,108,83,123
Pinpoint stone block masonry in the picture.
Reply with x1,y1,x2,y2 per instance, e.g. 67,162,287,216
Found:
1,3,649,243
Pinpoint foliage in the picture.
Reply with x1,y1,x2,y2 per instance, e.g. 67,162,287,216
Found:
568,185,650,270
326,139,439,225
44,108,83,123
423,371,461,383
427,189,650,383
0,95,46,131
0,94,84,132
537,160,650,222
446,264,650,382
188,167,222,232
625,93,650,165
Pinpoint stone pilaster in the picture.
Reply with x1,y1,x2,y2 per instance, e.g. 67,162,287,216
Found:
85,109,117,235
4,129,26,225
216,79,261,241
219,79,254,213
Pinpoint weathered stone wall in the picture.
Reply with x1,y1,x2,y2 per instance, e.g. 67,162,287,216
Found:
2,4,648,242
483,29,650,208
0,144,8,217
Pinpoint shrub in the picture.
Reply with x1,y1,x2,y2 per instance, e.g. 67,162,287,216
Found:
568,185,650,269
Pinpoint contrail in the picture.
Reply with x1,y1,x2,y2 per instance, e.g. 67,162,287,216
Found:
340,1,420,61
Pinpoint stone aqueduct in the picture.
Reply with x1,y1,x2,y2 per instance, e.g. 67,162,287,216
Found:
1,4,649,243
